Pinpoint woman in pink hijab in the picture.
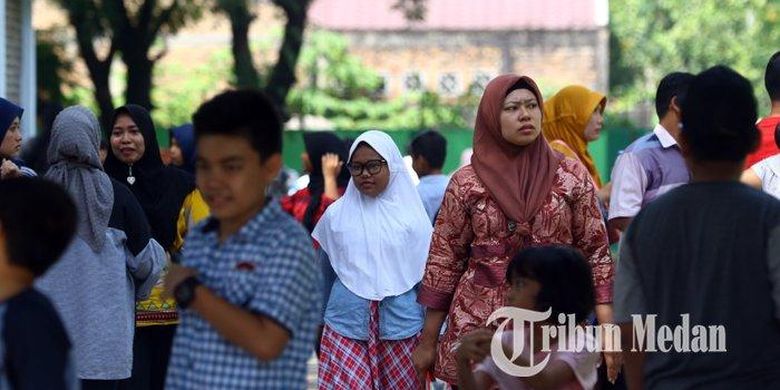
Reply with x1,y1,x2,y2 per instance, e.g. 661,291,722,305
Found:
412,74,617,387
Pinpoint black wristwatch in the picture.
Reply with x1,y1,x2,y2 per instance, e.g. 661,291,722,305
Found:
174,276,202,309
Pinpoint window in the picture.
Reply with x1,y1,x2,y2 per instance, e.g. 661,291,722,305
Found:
439,73,460,96
470,72,492,95
403,72,424,92
373,74,389,98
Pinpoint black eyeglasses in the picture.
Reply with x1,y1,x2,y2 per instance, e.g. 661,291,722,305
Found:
347,159,387,176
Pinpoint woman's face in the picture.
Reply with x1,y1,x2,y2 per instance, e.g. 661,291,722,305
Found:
169,137,184,166
111,114,146,164
583,106,604,142
347,144,390,198
0,117,22,157
500,89,542,146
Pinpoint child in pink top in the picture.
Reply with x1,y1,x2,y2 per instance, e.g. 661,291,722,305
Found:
457,245,603,390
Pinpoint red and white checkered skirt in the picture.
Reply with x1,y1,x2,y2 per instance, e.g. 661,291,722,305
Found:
318,300,420,389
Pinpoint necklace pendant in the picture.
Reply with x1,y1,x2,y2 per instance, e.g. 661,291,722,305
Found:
127,176,136,185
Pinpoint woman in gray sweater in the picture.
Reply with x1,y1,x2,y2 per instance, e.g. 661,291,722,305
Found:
36,106,165,390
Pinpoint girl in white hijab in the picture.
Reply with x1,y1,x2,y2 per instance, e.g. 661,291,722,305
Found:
313,130,432,389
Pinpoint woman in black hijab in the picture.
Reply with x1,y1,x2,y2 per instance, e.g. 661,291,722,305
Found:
105,104,209,390
281,132,350,232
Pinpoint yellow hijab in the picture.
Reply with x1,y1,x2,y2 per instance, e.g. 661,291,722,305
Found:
542,85,606,187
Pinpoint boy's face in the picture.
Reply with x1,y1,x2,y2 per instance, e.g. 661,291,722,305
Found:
0,225,33,292
506,277,541,311
196,134,281,227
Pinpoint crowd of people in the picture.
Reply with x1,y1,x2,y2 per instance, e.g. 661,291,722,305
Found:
0,51,780,390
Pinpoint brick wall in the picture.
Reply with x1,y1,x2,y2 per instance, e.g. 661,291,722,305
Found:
341,29,609,100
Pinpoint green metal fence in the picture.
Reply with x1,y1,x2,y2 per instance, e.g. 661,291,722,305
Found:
282,126,649,180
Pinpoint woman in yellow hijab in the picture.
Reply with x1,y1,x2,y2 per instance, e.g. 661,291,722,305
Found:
543,85,607,188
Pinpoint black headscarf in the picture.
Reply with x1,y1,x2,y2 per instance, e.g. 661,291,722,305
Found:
104,104,195,251
302,132,349,232
0,97,23,142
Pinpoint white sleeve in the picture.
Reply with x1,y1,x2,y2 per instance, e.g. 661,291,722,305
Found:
752,159,770,183
608,152,647,220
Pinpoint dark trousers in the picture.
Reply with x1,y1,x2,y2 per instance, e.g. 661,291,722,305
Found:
121,325,177,390
82,379,124,390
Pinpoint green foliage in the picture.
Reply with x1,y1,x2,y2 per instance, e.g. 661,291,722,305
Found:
610,0,780,115
151,50,233,129
287,31,466,129
63,86,98,112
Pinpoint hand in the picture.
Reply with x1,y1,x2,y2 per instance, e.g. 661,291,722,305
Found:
163,264,198,299
321,153,343,180
0,159,21,179
456,328,493,365
597,181,613,209
604,350,624,384
412,339,437,389
601,323,624,383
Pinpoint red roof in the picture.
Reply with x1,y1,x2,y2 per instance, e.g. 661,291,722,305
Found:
308,0,607,31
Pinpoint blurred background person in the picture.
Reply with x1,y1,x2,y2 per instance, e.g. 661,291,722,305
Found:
104,104,209,390
410,130,449,224
168,123,195,175
0,97,35,178
282,132,349,233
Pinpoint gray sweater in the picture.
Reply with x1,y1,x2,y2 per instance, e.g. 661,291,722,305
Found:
37,229,164,380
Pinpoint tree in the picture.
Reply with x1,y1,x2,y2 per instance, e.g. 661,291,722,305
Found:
391,0,427,21
610,0,780,117
215,0,431,119
54,0,202,127
36,28,73,105
214,0,312,118
56,0,116,127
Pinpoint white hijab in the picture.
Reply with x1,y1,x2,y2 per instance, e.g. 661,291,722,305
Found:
312,130,433,300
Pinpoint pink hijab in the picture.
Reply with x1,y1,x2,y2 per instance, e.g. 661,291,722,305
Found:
471,74,563,225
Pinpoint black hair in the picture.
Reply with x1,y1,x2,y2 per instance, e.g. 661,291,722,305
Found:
506,79,539,99
349,141,373,162
0,178,76,276
506,245,595,323
301,132,350,232
192,89,282,161
410,130,447,169
681,65,759,162
655,72,695,119
775,124,780,150
766,51,780,101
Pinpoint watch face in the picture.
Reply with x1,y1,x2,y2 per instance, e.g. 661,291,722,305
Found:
175,280,194,307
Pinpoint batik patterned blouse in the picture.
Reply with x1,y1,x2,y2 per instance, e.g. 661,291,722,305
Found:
417,158,613,384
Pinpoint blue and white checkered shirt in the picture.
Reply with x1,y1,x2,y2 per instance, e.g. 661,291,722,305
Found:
166,200,322,389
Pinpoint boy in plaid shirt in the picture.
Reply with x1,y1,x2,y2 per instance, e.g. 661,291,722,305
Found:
164,90,321,389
